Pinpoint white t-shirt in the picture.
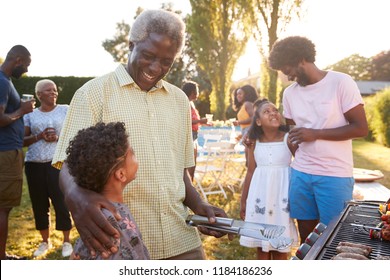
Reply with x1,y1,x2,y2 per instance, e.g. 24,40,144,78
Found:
24,104,68,162
283,71,363,177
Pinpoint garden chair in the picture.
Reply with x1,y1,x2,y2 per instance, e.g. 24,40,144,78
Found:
194,134,228,200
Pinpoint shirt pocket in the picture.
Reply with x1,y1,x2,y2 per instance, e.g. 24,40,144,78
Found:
314,101,335,124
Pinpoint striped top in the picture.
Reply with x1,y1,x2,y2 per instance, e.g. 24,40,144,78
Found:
53,64,201,259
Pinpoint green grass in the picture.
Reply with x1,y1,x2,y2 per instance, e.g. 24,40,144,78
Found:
6,139,390,260
352,139,390,187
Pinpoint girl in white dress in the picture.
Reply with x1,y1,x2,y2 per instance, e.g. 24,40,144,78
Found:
240,99,299,260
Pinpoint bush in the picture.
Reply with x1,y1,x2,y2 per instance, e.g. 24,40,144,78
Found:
12,76,94,106
365,87,390,147
363,95,376,141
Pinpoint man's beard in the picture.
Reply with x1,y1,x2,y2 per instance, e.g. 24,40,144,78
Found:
296,69,310,87
11,65,25,79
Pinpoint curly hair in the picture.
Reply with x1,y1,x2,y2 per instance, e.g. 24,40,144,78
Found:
232,85,259,111
130,9,186,56
65,122,129,193
247,99,289,140
268,36,316,70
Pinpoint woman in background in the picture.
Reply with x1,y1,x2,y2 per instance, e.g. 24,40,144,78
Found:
23,79,72,258
233,85,259,165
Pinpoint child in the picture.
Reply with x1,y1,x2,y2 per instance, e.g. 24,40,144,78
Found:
240,99,298,260
65,122,150,260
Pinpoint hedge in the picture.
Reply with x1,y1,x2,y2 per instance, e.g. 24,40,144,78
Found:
12,76,94,106
364,87,390,147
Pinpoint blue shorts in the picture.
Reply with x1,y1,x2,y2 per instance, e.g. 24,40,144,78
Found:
289,168,354,225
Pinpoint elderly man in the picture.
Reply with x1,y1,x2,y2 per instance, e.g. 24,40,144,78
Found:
53,9,228,260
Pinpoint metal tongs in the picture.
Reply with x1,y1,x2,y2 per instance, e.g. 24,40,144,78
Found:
186,215,293,250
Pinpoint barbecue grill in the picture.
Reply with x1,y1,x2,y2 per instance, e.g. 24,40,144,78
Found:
303,200,390,260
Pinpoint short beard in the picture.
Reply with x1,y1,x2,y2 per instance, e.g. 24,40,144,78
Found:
11,65,25,79
296,69,310,87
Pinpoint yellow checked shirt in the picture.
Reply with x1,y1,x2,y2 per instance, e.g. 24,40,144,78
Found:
52,64,201,259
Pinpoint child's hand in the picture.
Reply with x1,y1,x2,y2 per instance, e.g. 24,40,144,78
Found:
199,118,208,125
242,134,254,148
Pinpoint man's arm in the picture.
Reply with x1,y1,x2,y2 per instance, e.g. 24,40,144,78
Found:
0,100,34,127
59,162,121,258
182,169,231,238
288,104,368,144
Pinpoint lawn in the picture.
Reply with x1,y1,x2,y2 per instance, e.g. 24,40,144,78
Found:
6,139,390,260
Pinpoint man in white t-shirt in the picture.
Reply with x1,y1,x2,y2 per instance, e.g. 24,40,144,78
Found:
268,36,368,243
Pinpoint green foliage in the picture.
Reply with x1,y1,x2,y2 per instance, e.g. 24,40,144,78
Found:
187,0,252,120
102,21,130,64
250,0,305,104
372,50,390,81
325,54,372,80
363,96,376,141
325,51,390,82
12,76,94,106
366,87,390,146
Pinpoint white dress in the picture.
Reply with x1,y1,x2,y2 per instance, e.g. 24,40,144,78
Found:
240,133,299,252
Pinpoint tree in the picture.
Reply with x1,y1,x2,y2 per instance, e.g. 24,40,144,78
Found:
187,0,252,120
372,50,390,81
165,27,196,87
325,54,372,81
249,0,305,105
102,21,130,64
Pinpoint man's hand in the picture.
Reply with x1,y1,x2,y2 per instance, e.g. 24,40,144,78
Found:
182,169,233,240
60,164,121,258
288,127,317,145
192,200,234,240
66,186,121,258
20,99,35,114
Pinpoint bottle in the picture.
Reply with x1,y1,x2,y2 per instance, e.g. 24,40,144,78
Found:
47,119,56,134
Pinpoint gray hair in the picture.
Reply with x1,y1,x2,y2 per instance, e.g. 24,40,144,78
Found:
130,9,185,56
35,79,55,93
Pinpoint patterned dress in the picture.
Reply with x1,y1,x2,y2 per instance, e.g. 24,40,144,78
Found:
240,133,298,252
73,202,150,259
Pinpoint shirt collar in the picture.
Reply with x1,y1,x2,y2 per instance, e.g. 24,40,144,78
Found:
114,64,168,93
